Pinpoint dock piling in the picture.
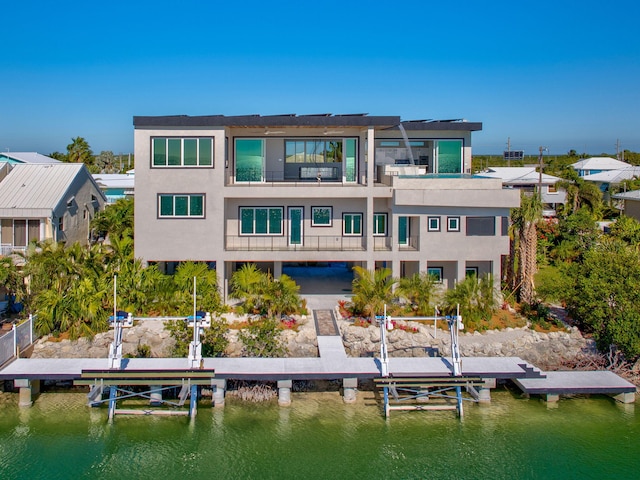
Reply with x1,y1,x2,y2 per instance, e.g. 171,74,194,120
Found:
211,379,226,407
278,380,292,407
343,378,358,404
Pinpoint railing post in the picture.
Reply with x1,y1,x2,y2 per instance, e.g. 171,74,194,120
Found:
12,323,17,357
29,314,33,345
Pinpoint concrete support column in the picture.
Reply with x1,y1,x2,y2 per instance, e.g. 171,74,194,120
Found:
613,392,636,404
15,379,39,408
367,127,375,186
273,261,283,279
456,260,466,287
391,261,401,285
150,386,163,406
478,378,495,404
278,380,292,407
212,379,226,408
546,393,560,403
343,378,358,404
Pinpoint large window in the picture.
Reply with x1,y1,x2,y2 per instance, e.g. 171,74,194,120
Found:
343,213,362,236
285,140,342,163
152,138,213,167
240,207,283,235
398,216,409,245
373,213,387,236
312,207,332,227
466,216,496,236
437,140,462,174
158,194,205,218
236,139,264,182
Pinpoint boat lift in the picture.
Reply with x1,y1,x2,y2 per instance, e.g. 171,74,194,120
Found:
376,305,482,418
78,276,215,421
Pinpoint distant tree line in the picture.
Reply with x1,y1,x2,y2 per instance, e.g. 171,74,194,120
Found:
49,136,133,174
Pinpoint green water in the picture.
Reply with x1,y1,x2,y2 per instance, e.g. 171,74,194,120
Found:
0,389,638,479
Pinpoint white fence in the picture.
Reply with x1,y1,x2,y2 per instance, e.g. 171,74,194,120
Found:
0,315,35,366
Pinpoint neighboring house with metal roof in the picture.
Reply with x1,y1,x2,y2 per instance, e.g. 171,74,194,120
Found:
582,166,640,192
93,170,135,204
612,190,640,222
134,113,520,300
571,157,630,177
0,163,106,255
475,166,566,217
0,152,61,165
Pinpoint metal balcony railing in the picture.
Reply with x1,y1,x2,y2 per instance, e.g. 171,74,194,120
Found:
226,235,366,251
225,235,419,252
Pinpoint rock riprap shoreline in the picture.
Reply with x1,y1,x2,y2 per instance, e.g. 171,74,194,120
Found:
30,313,594,367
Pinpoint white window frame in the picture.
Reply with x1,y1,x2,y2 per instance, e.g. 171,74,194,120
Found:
428,216,441,232
373,213,388,236
311,206,332,227
343,213,363,236
447,216,460,232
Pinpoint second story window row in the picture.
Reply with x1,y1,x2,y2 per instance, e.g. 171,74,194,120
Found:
152,137,214,167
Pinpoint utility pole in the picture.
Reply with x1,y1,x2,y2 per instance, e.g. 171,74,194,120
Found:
538,146,547,202
507,137,511,167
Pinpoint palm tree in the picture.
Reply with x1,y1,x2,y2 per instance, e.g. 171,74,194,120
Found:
511,193,542,304
66,136,94,165
396,272,437,315
230,263,265,313
173,261,222,314
444,274,496,329
262,274,302,318
92,197,134,242
350,266,396,323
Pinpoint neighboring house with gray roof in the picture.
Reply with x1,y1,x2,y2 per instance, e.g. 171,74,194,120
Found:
0,152,61,165
475,166,566,217
582,166,640,193
0,163,106,255
612,190,640,222
571,157,630,177
93,170,135,204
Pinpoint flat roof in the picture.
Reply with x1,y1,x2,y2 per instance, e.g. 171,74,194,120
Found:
133,114,482,131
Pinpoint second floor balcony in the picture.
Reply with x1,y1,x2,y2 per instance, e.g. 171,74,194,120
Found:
225,235,419,252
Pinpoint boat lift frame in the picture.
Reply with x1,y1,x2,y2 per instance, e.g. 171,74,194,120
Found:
376,304,480,418
77,276,214,421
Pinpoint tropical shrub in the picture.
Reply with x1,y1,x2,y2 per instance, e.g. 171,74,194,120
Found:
443,274,497,330
166,316,229,358
238,317,287,357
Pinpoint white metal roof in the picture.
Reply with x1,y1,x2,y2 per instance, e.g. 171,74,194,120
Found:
582,166,640,184
476,167,562,185
93,173,135,190
0,163,87,217
0,152,61,164
571,157,630,171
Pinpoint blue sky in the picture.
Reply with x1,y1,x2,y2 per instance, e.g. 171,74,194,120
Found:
2,0,639,156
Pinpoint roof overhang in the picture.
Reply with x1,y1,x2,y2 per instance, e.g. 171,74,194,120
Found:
133,114,401,129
